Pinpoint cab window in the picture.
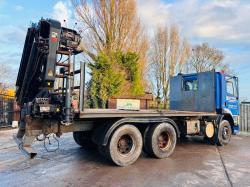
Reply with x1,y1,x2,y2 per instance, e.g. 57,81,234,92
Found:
183,76,198,91
226,77,238,97
226,81,234,95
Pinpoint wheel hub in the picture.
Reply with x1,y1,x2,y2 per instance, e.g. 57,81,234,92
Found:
222,126,230,140
158,132,170,150
117,135,133,155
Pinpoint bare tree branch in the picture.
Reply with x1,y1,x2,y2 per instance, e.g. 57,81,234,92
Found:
72,0,149,90
72,0,148,58
149,25,190,109
189,43,225,73
0,64,14,91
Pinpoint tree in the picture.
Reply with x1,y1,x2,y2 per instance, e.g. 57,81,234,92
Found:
88,53,123,108
72,0,148,107
72,0,148,63
188,43,225,73
114,51,144,95
0,64,14,91
88,51,144,108
149,25,190,109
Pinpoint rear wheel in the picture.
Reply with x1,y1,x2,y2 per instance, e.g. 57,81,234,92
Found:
144,123,177,158
73,131,96,149
100,124,143,167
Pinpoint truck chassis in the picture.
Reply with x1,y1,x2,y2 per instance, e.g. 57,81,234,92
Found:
14,108,229,166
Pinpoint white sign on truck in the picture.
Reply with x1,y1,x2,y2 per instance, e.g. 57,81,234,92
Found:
116,99,140,110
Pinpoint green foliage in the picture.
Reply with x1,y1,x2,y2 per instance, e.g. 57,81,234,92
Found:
88,51,144,108
88,53,123,108
114,51,144,95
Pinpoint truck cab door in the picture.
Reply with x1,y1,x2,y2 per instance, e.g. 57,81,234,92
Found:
225,76,239,131
225,76,239,115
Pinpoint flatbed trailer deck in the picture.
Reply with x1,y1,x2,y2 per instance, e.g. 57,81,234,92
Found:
78,109,217,119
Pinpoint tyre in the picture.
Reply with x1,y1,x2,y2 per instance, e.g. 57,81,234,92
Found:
101,124,143,167
217,120,232,146
73,131,96,149
98,144,109,159
205,135,216,145
207,120,232,146
143,125,150,153
144,122,177,158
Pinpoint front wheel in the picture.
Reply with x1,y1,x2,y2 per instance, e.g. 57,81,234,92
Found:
207,120,232,146
217,120,232,146
144,123,177,159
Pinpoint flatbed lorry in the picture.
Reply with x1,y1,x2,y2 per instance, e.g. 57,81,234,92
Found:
14,18,240,166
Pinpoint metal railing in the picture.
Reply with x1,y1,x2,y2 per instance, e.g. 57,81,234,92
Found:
0,94,14,128
240,102,250,133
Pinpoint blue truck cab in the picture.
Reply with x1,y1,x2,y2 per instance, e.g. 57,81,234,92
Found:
170,70,239,134
216,72,239,133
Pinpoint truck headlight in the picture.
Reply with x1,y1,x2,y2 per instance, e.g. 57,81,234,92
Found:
233,116,239,125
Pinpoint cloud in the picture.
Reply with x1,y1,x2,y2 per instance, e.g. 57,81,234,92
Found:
0,24,26,71
190,1,250,44
137,0,171,31
137,0,250,45
14,5,24,11
52,1,72,26
0,25,26,44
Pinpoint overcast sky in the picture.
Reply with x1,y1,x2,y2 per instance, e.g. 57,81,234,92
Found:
0,0,249,100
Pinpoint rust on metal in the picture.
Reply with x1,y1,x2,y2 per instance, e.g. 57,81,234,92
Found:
56,62,70,67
